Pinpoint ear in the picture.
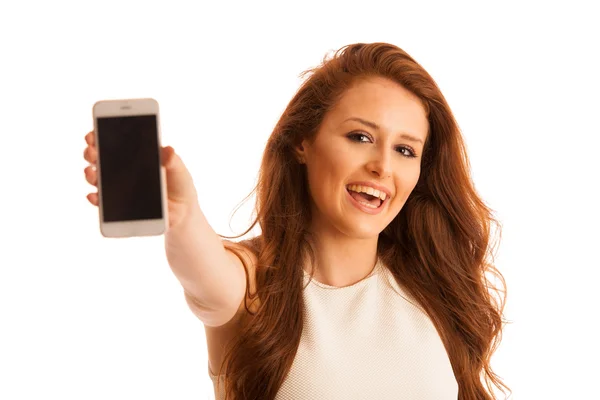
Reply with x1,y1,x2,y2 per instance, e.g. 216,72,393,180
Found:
294,140,307,164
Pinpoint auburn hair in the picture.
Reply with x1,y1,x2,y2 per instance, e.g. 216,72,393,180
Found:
218,42,509,399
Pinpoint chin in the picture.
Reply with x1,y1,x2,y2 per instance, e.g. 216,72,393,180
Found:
339,221,385,240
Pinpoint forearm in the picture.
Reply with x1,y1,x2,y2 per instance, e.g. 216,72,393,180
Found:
164,204,242,310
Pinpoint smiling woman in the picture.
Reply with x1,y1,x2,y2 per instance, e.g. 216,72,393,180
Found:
83,42,509,400
213,43,509,399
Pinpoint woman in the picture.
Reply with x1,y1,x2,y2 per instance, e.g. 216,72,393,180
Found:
83,42,509,399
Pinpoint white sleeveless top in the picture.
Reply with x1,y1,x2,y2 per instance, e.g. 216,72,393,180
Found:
209,259,458,399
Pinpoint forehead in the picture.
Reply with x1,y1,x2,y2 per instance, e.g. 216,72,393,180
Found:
325,77,429,141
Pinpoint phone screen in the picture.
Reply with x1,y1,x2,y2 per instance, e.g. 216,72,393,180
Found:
96,115,163,222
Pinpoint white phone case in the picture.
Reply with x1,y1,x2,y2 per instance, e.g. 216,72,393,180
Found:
92,98,168,238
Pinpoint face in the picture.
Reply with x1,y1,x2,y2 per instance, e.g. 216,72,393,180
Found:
297,76,429,239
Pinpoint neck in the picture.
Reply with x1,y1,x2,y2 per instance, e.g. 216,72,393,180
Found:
303,228,380,288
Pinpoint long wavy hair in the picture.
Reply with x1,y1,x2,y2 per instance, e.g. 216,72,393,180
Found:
218,42,509,399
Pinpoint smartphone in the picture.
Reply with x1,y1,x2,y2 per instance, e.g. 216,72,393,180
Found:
92,98,168,238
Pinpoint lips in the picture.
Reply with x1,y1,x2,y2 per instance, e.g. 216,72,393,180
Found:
347,188,383,207
345,187,388,215
345,181,392,200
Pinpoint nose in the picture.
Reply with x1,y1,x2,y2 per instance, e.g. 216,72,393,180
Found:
366,150,392,179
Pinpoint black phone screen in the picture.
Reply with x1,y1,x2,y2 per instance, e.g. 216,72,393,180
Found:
96,115,163,222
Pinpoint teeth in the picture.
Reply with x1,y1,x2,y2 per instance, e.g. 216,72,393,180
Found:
356,200,378,209
347,184,387,201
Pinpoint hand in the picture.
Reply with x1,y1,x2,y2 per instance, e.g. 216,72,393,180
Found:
83,130,200,229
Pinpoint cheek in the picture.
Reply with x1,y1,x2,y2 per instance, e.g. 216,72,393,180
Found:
308,147,347,184
306,162,337,203
398,169,421,201
305,154,349,210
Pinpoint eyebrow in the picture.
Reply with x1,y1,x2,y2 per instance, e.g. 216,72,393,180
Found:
344,117,424,145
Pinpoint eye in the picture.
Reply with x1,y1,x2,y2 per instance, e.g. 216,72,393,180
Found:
347,132,372,143
396,146,418,158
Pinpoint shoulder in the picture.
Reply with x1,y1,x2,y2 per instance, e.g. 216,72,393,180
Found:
222,237,261,315
203,237,262,375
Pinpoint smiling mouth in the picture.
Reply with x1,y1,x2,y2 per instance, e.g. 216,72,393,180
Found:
346,187,384,209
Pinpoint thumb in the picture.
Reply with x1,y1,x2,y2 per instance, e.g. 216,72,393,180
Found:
161,146,180,169
161,146,198,203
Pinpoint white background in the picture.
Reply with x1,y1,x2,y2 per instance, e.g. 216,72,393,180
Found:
1,1,598,399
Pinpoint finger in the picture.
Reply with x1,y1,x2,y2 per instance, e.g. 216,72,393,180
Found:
87,192,99,206
85,131,95,146
84,166,98,186
161,146,177,168
160,146,197,202
84,146,97,164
